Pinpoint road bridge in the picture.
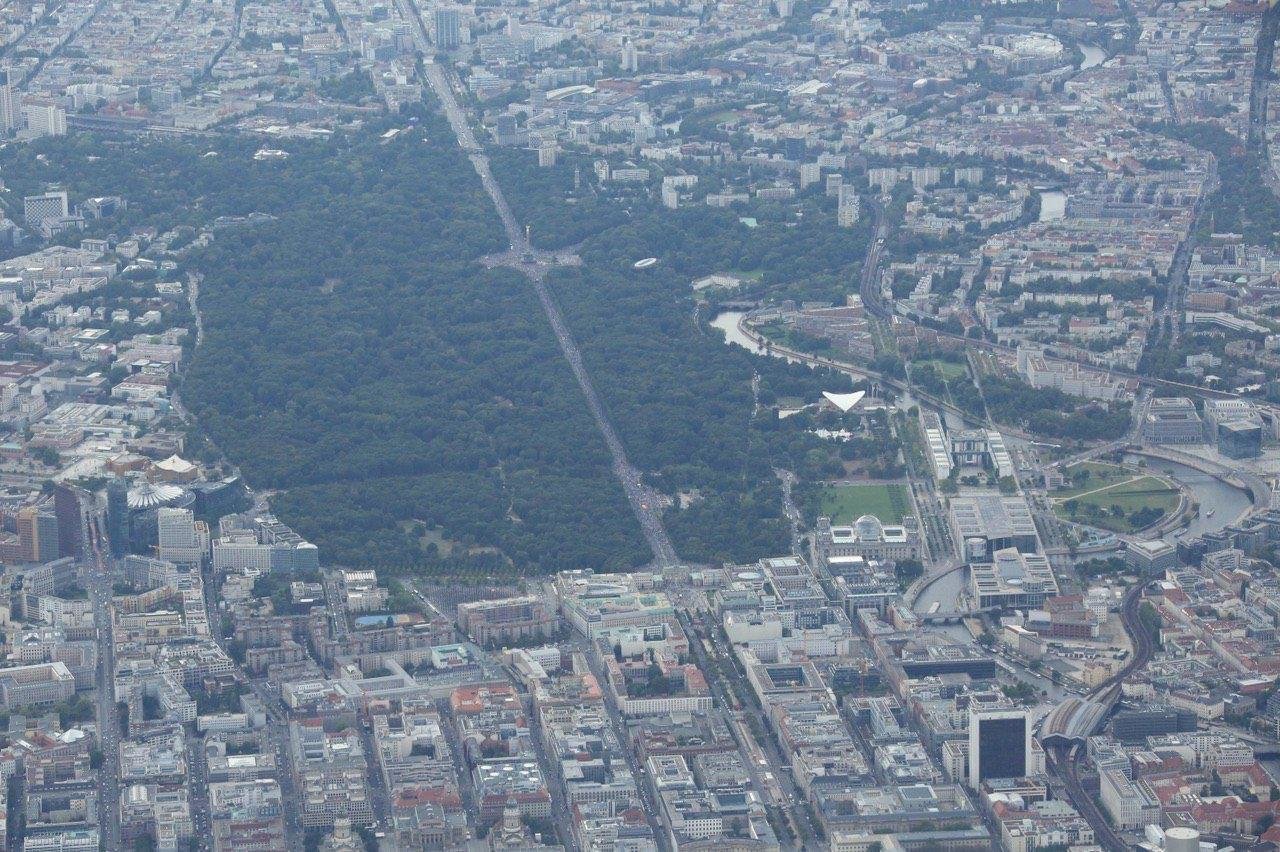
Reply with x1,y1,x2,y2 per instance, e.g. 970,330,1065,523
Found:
917,607,999,625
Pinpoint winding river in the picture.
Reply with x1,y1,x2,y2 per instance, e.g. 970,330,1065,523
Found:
1080,43,1106,70
712,310,1253,541
1122,453,1252,538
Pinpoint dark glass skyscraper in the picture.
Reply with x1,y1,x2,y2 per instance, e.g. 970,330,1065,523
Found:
969,709,1030,786
53,484,84,560
106,478,129,558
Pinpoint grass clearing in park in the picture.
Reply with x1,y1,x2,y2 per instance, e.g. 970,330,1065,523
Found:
1053,461,1132,499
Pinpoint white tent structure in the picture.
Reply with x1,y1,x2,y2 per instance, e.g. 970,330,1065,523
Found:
821,390,865,412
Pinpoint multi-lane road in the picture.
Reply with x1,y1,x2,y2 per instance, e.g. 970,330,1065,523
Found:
88,536,122,851
857,200,891,321
679,611,823,846
397,0,679,570
1250,3,1280,152
577,642,673,850
1156,156,1217,349
200,552,306,851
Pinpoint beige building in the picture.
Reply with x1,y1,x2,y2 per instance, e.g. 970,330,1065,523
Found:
457,595,558,646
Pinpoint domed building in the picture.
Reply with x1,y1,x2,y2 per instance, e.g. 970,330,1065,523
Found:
814,514,920,563
854,514,885,543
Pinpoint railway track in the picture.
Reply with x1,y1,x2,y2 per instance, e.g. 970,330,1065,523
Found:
1046,581,1156,851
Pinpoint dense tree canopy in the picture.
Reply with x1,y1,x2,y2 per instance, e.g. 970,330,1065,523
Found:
180,110,650,573
487,148,631,249
539,206,869,563
0,108,652,575
1152,121,1280,249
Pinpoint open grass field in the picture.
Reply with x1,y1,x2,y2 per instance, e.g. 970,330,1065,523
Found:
1051,462,1178,533
1052,461,1133,499
813,482,910,523
911,358,969,380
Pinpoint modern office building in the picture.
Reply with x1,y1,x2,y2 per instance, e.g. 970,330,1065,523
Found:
23,191,69,232
899,645,997,680
211,533,318,574
157,508,203,566
1124,538,1178,575
1141,397,1204,444
1203,399,1264,459
0,69,16,135
950,430,1015,479
812,783,981,837
1218,418,1263,459
24,103,67,137
837,184,861,228
619,37,638,73
52,484,85,560
211,515,318,574
1110,705,1199,743
105,479,129,558
10,505,62,564
968,707,1032,787
434,7,462,49
919,411,953,481
951,495,1040,563
969,548,1058,610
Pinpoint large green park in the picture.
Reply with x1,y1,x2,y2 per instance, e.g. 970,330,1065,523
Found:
1,102,887,574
